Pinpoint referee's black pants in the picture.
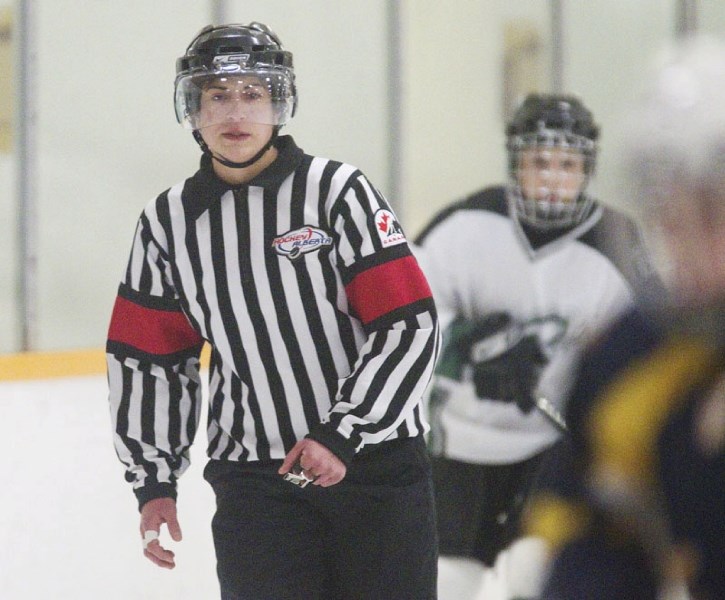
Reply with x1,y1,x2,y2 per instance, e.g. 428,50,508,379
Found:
204,436,438,600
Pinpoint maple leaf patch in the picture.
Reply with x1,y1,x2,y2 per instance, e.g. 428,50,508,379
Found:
374,209,406,248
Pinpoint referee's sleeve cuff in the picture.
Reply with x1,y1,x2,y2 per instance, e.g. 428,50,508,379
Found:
134,482,177,512
306,423,357,466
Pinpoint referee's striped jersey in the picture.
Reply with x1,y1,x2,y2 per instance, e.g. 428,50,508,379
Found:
106,136,439,507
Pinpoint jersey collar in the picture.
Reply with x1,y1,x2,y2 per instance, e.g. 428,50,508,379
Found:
184,135,305,220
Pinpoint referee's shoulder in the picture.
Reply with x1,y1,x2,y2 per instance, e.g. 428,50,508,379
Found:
141,182,188,227
305,149,361,178
133,186,174,226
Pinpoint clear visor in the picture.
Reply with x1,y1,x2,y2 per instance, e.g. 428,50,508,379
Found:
175,69,295,130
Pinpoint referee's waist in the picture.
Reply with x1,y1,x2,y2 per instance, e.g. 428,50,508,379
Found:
205,435,428,479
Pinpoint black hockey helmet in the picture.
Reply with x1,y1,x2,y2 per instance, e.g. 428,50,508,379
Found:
506,94,599,228
174,22,297,168
174,22,297,130
506,94,599,143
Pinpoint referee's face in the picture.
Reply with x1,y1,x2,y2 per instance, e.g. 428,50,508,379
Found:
198,76,276,164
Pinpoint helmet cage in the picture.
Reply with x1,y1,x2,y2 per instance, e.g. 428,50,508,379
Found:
507,129,597,229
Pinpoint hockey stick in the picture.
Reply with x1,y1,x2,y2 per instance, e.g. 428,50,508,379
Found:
534,396,568,433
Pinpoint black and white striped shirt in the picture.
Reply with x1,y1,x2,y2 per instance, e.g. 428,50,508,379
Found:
107,136,438,506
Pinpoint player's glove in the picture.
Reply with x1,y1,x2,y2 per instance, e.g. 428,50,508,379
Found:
444,313,547,413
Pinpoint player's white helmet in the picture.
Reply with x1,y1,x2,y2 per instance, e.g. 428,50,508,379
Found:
506,94,599,229
620,35,725,304
622,35,725,210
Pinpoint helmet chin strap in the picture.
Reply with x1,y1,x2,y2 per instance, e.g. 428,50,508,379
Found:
192,128,279,169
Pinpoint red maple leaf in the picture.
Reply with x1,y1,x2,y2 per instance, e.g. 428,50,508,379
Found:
377,213,390,233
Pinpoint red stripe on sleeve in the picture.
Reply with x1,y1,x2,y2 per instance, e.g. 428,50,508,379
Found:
345,255,433,325
108,295,203,356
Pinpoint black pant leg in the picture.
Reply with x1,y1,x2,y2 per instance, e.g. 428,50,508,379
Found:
208,469,333,600
319,437,439,600
204,438,438,600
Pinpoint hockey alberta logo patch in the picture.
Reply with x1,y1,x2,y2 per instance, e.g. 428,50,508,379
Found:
272,226,333,261
374,209,406,248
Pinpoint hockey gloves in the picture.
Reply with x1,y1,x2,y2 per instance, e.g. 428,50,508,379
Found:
440,313,547,413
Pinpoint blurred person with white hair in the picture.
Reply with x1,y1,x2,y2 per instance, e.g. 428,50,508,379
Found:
525,35,725,600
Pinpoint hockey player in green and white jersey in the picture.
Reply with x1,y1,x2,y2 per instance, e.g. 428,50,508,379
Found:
414,93,662,600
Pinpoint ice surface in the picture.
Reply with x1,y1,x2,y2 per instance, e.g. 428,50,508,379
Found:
0,374,511,599
0,375,218,599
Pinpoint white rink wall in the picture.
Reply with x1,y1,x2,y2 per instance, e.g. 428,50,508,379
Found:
3,1,724,354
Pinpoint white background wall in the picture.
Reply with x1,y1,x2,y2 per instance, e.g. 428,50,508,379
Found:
0,0,392,353
0,0,18,351
0,1,723,353
0,154,16,350
31,0,391,352
400,0,552,235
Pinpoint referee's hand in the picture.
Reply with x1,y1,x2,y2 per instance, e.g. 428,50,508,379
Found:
139,497,182,569
279,439,347,487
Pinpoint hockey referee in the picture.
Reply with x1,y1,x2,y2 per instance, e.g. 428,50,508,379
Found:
106,22,439,599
